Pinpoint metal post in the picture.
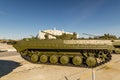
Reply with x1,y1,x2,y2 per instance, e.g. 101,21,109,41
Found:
65,76,69,80
92,68,95,80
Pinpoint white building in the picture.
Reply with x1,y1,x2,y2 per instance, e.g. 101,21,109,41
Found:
37,28,78,39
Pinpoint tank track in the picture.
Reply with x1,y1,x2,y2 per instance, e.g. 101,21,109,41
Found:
20,49,112,68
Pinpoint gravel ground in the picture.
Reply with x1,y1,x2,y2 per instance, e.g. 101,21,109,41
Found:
0,43,16,51
0,51,120,80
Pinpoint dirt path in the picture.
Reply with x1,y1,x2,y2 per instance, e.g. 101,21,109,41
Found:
0,52,120,80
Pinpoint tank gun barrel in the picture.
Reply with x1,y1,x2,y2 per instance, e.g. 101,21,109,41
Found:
41,30,58,37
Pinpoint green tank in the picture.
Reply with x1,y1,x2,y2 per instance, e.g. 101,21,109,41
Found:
112,41,120,53
12,31,113,67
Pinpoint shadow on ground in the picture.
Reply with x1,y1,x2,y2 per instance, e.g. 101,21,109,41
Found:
0,60,21,78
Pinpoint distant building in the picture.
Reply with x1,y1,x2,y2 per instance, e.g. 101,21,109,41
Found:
37,28,79,39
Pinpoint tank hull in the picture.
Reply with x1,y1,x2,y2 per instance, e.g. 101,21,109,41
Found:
13,39,113,67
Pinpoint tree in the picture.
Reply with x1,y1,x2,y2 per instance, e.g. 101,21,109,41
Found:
98,33,117,39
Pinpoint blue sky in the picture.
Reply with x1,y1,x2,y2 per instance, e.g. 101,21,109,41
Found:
0,0,120,39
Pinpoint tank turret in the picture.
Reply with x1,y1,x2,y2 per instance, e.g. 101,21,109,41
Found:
41,31,77,40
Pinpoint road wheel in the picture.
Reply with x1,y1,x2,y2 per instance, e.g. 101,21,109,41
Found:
72,56,82,65
86,57,97,67
21,50,28,56
60,56,69,64
20,52,27,56
50,55,58,64
31,54,38,62
40,55,48,63
98,51,108,62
